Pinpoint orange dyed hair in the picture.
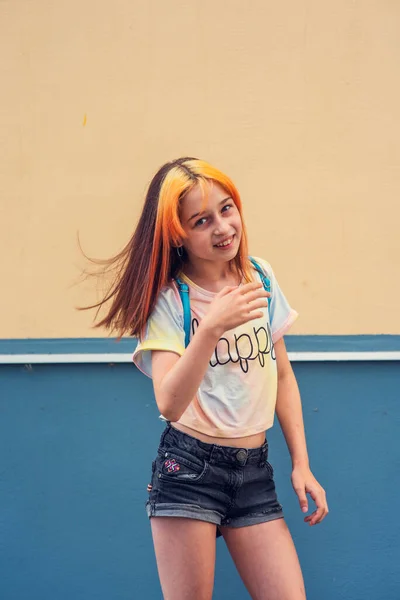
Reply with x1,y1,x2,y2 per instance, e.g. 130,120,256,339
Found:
82,157,254,338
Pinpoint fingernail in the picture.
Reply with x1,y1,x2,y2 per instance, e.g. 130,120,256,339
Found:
302,507,307,513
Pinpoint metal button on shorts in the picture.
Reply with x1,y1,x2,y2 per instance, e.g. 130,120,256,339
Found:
236,449,248,465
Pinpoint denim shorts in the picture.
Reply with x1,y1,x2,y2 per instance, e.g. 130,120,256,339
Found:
146,424,283,535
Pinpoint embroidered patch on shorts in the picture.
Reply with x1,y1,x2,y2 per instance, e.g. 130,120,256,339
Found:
164,458,180,473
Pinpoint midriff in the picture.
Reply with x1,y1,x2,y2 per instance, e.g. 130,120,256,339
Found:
171,422,266,448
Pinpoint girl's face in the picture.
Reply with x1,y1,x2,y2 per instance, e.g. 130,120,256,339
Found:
179,181,243,265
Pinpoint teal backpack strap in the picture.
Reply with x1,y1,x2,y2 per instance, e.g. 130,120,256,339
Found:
175,278,191,348
176,259,270,348
249,257,272,315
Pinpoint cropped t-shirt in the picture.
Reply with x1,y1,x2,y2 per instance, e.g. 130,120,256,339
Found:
132,257,298,437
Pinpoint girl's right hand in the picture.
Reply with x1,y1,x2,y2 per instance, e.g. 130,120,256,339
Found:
202,281,270,338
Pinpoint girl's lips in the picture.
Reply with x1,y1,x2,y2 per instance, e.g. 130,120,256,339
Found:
214,235,235,250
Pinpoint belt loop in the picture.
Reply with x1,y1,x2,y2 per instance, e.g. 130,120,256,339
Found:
160,423,171,446
258,443,266,467
209,445,216,465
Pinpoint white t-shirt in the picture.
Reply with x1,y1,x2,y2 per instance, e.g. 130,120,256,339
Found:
132,257,298,437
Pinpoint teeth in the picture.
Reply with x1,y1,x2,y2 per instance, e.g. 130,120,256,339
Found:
216,237,233,247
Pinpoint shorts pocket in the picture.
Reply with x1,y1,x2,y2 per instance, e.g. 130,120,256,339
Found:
150,460,156,481
265,460,274,479
147,460,156,491
157,450,208,484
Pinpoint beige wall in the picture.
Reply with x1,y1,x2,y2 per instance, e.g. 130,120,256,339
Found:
1,0,399,338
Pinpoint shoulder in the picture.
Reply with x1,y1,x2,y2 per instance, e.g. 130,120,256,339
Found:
149,280,184,327
249,256,274,278
156,281,182,308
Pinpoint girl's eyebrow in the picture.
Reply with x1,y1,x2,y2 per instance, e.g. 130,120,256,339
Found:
188,197,232,222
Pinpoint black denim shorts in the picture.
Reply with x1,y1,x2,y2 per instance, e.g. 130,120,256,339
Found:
146,424,283,535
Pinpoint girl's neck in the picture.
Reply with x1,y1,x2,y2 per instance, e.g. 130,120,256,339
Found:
182,260,240,292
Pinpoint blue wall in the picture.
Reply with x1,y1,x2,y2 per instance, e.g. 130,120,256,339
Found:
1,339,399,599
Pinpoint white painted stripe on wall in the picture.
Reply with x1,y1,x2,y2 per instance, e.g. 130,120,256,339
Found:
0,354,133,364
289,351,400,362
1,352,400,364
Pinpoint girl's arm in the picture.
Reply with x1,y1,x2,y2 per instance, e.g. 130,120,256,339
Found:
152,320,220,422
274,338,329,525
274,338,309,467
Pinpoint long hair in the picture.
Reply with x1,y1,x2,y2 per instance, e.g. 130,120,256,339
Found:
81,157,253,338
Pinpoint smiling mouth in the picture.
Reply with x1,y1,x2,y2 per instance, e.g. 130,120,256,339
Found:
214,235,235,248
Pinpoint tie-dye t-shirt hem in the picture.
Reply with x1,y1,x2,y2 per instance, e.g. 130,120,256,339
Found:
272,309,298,343
133,339,184,378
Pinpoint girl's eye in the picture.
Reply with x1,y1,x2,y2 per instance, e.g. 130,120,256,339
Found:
194,205,232,227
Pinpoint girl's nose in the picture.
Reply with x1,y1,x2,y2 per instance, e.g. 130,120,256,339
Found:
213,217,230,236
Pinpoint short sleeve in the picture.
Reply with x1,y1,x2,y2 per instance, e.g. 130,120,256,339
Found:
253,257,298,343
132,284,185,378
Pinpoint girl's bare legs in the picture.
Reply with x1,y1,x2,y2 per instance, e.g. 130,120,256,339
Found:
151,517,217,600
220,518,306,600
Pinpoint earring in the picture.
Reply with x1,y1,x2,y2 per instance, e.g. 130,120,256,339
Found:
177,246,183,258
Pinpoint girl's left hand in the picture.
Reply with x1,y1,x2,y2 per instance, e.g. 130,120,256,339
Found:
291,465,329,526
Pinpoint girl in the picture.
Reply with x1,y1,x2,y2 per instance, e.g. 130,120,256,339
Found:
88,157,328,599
